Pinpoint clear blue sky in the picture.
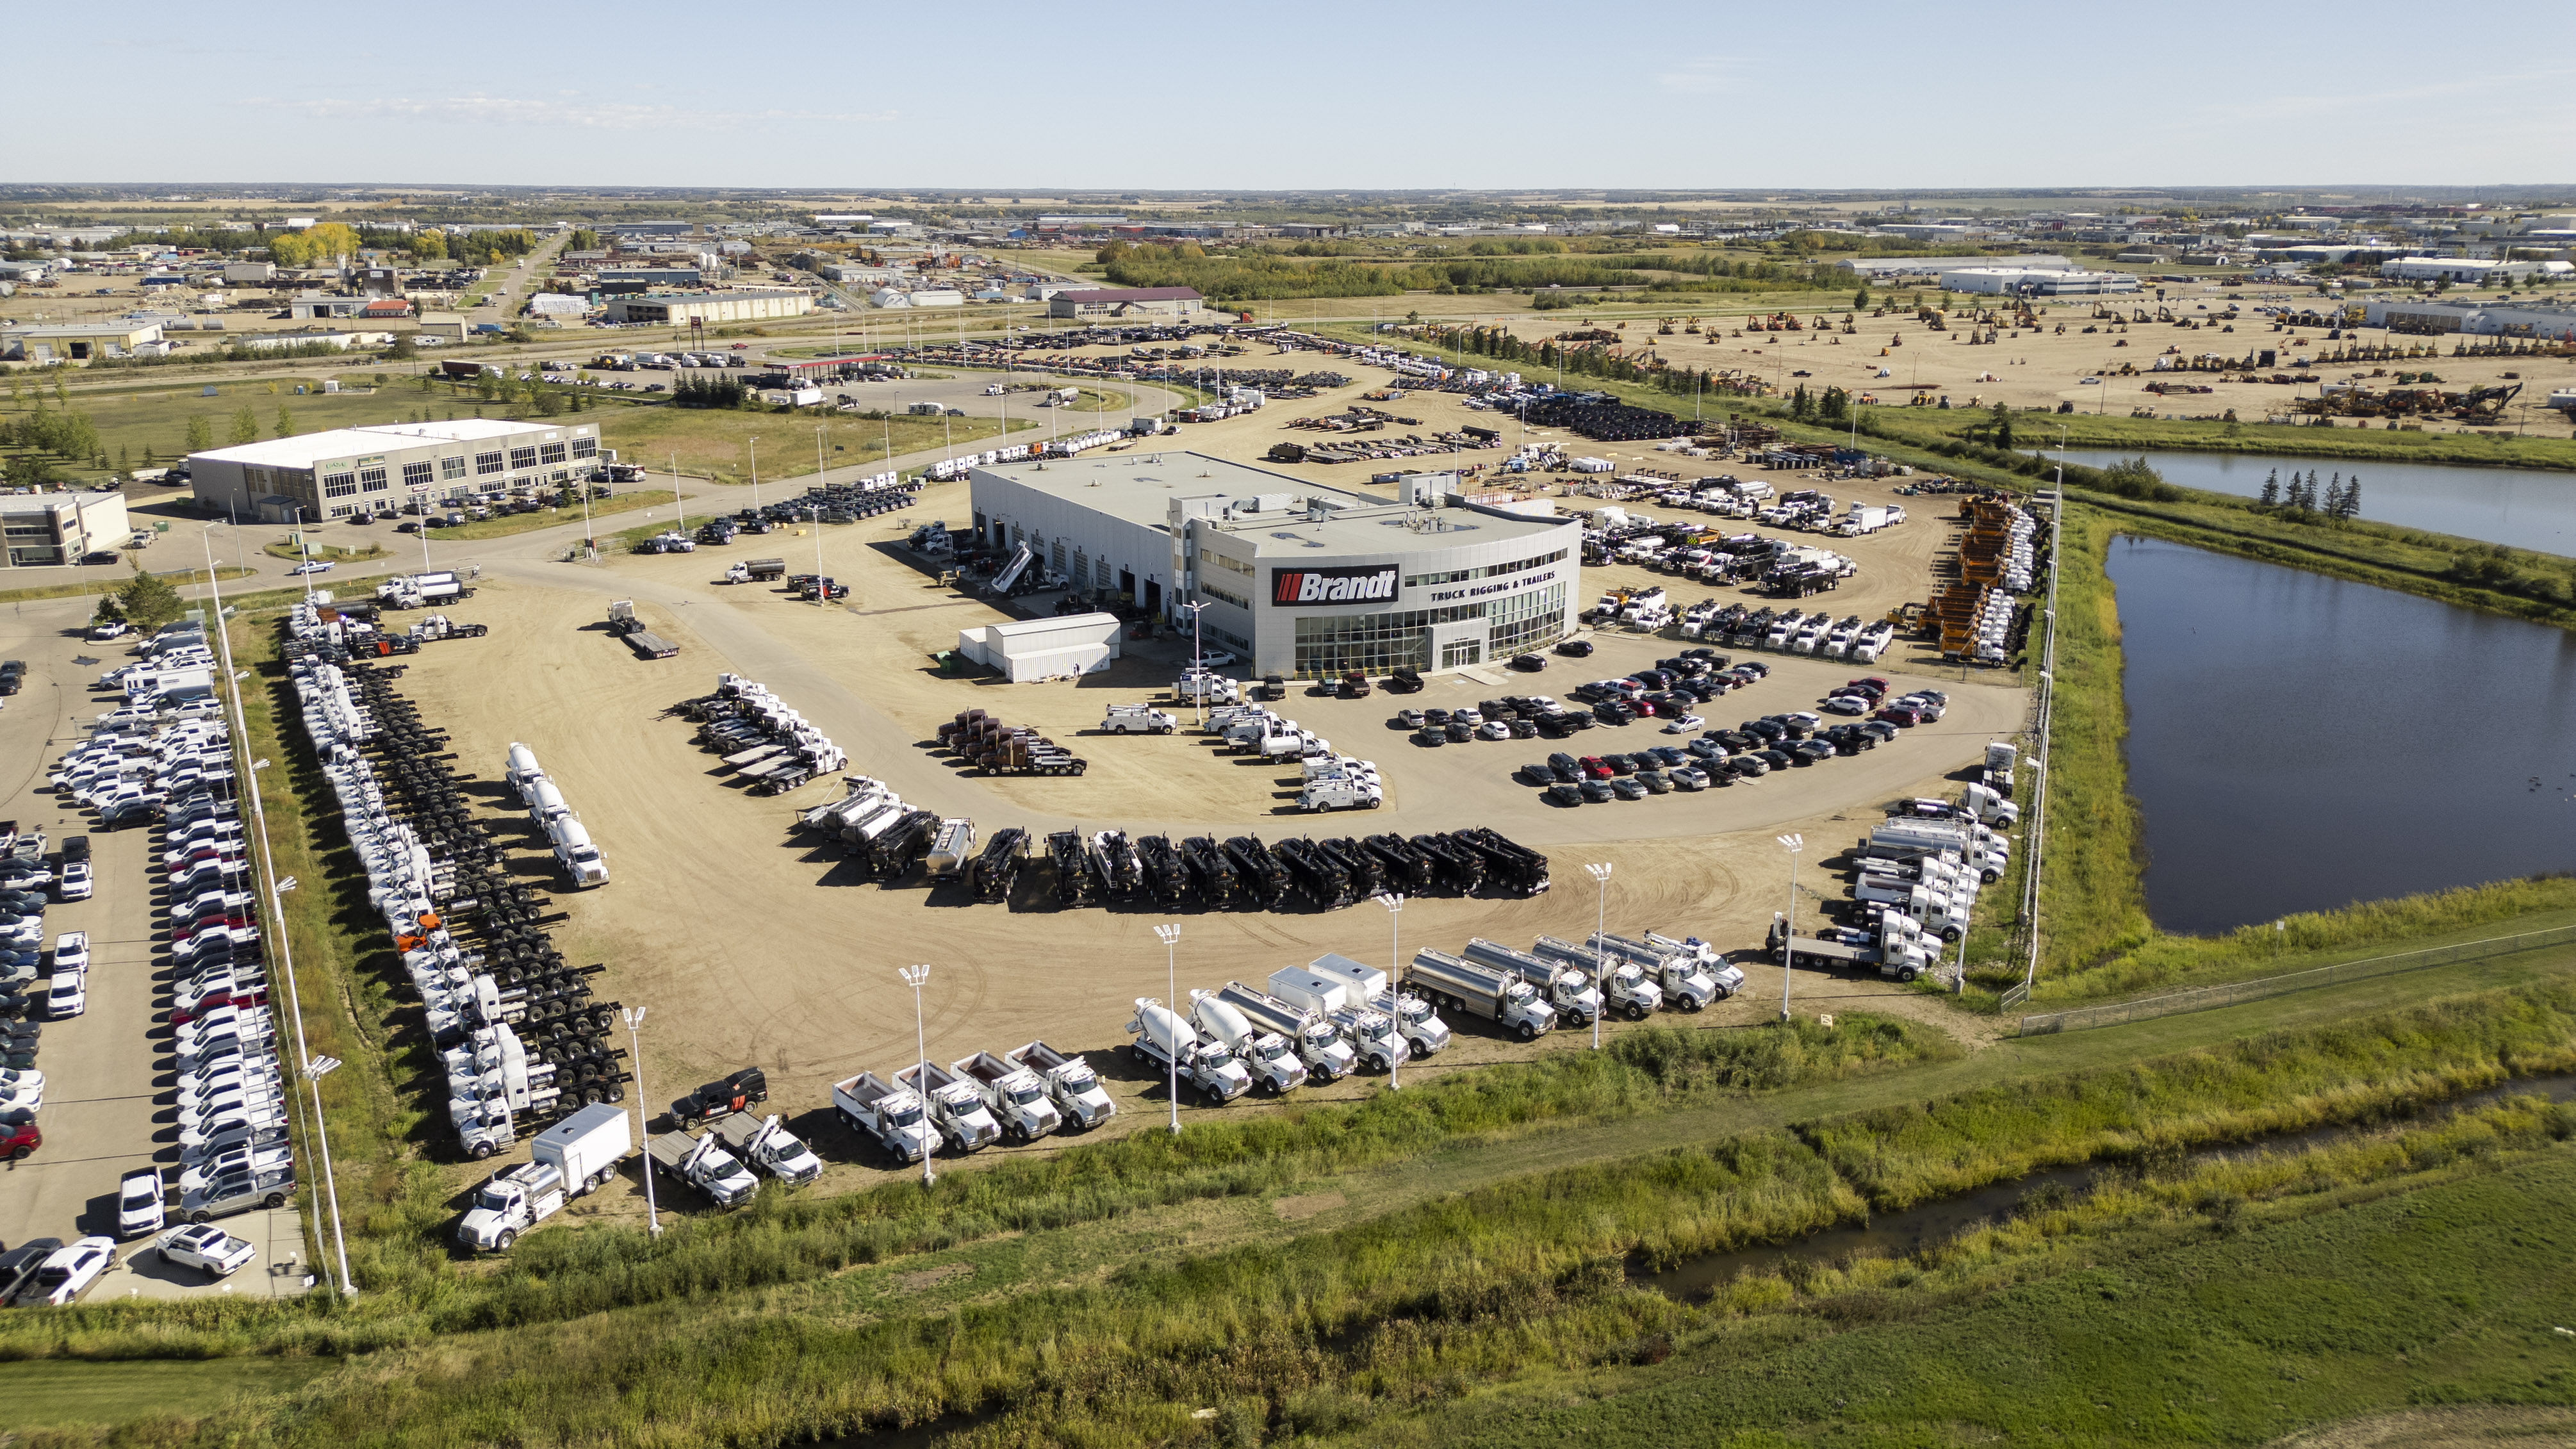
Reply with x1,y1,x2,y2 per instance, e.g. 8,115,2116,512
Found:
14,1,2572,192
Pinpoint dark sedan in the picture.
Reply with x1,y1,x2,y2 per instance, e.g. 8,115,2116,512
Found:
1579,778,1615,802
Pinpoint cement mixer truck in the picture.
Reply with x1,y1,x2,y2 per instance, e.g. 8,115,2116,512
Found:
1124,997,1251,1104
1186,990,1308,1095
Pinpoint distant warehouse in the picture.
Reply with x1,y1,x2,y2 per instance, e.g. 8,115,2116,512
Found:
190,420,602,523
1939,266,2140,296
601,290,814,325
1045,286,1204,319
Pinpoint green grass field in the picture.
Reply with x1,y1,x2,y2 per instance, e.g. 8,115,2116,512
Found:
1855,398,2576,471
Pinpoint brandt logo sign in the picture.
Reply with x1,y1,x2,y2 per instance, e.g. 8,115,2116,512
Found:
1273,564,1399,606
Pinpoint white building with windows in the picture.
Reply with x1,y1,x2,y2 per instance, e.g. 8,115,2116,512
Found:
187,419,603,523
969,453,1579,680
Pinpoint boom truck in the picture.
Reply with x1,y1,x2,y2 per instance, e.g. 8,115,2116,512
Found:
1002,1041,1115,1129
1186,990,1308,1095
894,1061,1003,1153
645,1129,762,1206
1461,938,1604,1026
1265,963,1409,1072
1529,937,1664,1019
1125,998,1252,1104
832,1071,939,1163
952,1051,1063,1141
709,1112,823,1186
453,1103,631,1252
1209,981,1357,1081
1402,949,1556,1040
1297,953,1449,1058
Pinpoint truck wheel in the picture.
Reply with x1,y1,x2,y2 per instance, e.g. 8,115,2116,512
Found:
495,1230,516,1251
190,1209,211,1225
1981,869,2001,884
1942,926,1963,943
1682,997,1705,1012
1516,1022,1537,1042
1900,967,1921,983
471,1141,496,1159
1629,1003,1651,1021
264,1193,286,1209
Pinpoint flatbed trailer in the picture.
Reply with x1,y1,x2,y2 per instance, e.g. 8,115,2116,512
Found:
722,742,791,771
623,630,678,660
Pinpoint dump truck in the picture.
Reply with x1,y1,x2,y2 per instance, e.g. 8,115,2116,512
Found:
952,1051,1063,1142
724,558,787,584
832,1070,936,1163
894,1061,1003,1153
1003,1040,1115,1130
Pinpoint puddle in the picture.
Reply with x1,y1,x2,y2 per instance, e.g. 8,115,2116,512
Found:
1639,1072,2576,1302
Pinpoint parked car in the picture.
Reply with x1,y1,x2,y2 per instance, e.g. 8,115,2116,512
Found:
1579,778,1614,803
1516,763,1557,787
44,972,85,1019
1874,705,1924,727
1395,709,1426,729
1609,777,1648,801
1672,765,1714,790
1546,782,1584,806
1546,753,1580,782
117,1167,167,1238
1823,694,1872,716
0,1240,62,1303
54,860,91,902
1659,714,1705,734
1509,653,1547,672
286,561,334,577
1554,638,1594,657
178,1165,294,1222
154,1224,256,1279
19,1236,117,1306
1636,769,1673,794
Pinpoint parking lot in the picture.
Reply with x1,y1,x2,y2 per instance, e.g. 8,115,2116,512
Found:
0,617,309,1302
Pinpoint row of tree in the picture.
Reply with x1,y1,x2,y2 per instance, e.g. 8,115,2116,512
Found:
2258,468,2363,520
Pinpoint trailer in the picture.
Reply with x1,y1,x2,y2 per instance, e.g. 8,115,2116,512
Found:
1461,938,1603,1025
1221,835,1291,907
1766,915,1937,981
1456,827,1550,895
923,819,978,882
1409,833,1487,893
605,602,677,659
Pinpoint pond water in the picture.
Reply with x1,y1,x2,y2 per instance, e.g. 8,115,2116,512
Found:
2059,447,2576,556
2108,535,2576,935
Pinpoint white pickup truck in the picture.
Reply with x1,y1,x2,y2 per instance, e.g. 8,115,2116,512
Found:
1100,703,1177,735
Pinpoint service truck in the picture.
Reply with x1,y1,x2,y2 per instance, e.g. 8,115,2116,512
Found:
1002,1040,1115,1129
1461,938,1604,1026
952,1051,1063,1142
1210,981,1356,1081
1296,953,1448,1058
709,1111,822,1186
1125,998,1252,1104
1766,913,1939,981
1186,990,1308,1095
1101,703,1177,734
645,1129,761,1206
723,558,787,584
376,572,472,610
452,1103,631,1252
1528,936,1664,1019
831,1070,938,1163
894,1061,1003,1152
1584,930,1739,1008
1851,874,1973,942
1402,949,1556,1040
1265,963,1408,1072
1864,819,2008,883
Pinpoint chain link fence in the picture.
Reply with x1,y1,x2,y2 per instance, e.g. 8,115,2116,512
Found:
2014,923,2576,1036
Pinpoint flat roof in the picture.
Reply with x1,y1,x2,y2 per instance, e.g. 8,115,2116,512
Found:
620,289,807,302
192,418,570,467
977,452,1569,558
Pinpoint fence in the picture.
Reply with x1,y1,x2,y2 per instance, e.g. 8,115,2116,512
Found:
2013,922,2576,1036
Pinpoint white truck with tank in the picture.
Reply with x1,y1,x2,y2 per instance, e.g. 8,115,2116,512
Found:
377,571,472,610
645,1129,761,1206
1460,938,1604,1026
548,817,609,887
894,1061,1003,1152
1865,818,2008,883
453,1103,632,1252
1209,981,1356,1081
1003,1041,1116,1129
1186,991,1308,1095
1529,936,1665,1019
709,1111,823,1186
1125,998,1252,1104
831,1070,939,1163
953,1051,1064,1142
1402,949,1556,1040
1584,930,1741,1008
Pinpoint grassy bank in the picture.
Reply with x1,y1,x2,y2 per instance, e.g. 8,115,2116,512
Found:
1855,400,2576,471
0,565,254,605
15,981,2573,1445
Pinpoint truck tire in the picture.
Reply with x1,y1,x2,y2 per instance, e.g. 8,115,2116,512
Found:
1899,967,1921,983
264,1193,286,1209
1628,1003,1650,1021
496,1230,516,1250
1515,1021,1537,1042
471,1140,496,1159
1941,926,1963,943
190,1209,212,1224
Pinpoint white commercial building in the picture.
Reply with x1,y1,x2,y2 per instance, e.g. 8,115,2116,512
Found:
598,290,813,325
955,613,1124,682
1939,266,2140,295
2,491,132,567
1836,253,2074,279
189,419,603,523
969,453,1579,680
2378,256,2538,285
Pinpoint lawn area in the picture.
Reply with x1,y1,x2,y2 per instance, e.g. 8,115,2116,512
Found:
0,1356,331,1436
261,536,391,563
3,372,491,485
576,404,1030,487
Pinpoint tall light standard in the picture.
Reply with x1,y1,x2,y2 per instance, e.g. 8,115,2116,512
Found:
620,1006,659,1236
898,965,936,1187
1153,925,1181,1134
1374,894,1403,1090
1583,862,1612,1050
809,503,826,602
748,435,761,514
1776,834,1803,1022
1177,599,1210,728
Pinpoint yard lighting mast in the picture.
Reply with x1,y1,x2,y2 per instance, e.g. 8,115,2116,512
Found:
621,1006,659,1236
1584,862,1612,1050
1153,926,1182,1134
1776,835,1802,1022
1178,599,1211,728
1374,894,1404,1090
748,435,760,514
898,965,936,1186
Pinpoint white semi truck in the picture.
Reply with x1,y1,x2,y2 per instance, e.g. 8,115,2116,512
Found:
953,1051,1064,1142
709,1111,823,1186
1528,936,1664,1019
454,1103,632,1252
1003,1041,1116,1129
1209,981,1357,1081
1581,930,1739,1008
1402,949,1556,1041
1460,938,1604,1026
447,1025,558,1159
895,1061,1003,1153
832,1071,938,1163
1265,965,1407,1073
1125,998,1251,1104
1295,954,1448,1059
1186,991,1308,1095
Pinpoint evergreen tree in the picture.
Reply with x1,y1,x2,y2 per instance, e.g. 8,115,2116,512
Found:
2258,468,2280,507
274,403,296,439
2322,475,2344,516
115,559,186,632
2336,475,2362,520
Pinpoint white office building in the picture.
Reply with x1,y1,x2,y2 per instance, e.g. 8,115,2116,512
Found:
189,419,602,523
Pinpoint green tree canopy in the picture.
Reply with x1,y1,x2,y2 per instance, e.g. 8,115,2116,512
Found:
116,560,186,632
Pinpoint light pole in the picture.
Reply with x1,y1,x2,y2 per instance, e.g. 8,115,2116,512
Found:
1374,894,1403,1090
621,1005,659,1236
1177,599,1210,727
1776,834,1803,1022
1153,925,1181,1134
899,965,935,1186
748,435,760,514
1584,862,1612,1050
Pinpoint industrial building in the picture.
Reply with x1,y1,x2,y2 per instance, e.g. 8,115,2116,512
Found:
1045,286,1204,319
1939,266,2140,295
189,419,602,523
1835,253,2075,279
2356,297,2576,340
0,320,166,364
2377,257,2537,285
600,290,813,326
955,613,1124,683
2,491,131,568
969,453,1579,680
597,267,703,288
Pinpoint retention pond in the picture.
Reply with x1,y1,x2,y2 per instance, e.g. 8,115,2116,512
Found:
2060,447,2576,555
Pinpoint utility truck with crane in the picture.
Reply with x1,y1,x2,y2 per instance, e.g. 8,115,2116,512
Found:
645,1129,761,1207
709,1111,822,1186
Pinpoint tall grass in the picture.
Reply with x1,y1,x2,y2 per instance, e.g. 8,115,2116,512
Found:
21,983,2575,1448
